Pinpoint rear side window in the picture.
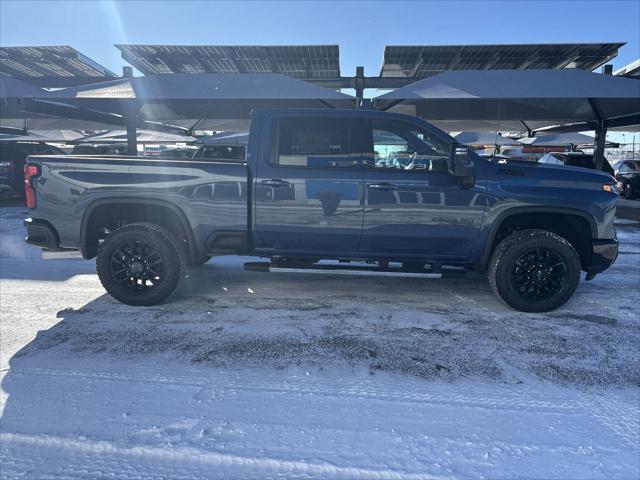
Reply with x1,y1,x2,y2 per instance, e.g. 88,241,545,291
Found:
274,117,352,168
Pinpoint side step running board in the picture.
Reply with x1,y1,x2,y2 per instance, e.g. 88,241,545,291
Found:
41,248,83,260
244,261,466,279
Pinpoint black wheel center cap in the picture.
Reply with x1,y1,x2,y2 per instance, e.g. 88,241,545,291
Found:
533,268,548,281
129,261,145,275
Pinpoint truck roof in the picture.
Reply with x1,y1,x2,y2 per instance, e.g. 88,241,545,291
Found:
249,108,452,138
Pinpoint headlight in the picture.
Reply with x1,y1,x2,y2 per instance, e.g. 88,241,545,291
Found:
602,184,618,195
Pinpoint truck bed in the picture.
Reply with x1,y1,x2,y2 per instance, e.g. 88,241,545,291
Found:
26,155,249,257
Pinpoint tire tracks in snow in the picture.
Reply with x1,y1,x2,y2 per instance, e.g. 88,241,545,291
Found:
0,432,447,480
10,365,589,414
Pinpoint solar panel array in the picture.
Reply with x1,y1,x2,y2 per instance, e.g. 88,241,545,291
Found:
116,45,341,79
614,59,640,78
0,46,116,78
380,43,624,78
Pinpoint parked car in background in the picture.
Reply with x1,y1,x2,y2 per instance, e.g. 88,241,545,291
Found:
0,142,65,199
499,146,536,162
155,147,198,159
478,153,509,163
71,144,129,155
192,144,245,162
612,159,640,198
538,152,615,175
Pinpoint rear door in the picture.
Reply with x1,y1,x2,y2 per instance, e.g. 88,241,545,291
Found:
253,115,364,253
359,116,485,259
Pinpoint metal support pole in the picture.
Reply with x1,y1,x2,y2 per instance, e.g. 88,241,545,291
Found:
124,103,141,156
354,66,365,108
593,122,607,171
520,120,533,138
126,116,138,156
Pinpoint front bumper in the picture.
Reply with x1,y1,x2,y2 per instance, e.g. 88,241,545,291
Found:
585,239,619,280
24,218,60,250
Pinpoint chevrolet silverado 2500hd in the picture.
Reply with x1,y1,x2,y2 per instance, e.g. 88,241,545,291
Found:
24,109,619,312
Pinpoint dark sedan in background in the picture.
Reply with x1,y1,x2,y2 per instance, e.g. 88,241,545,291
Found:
613,160,640,199
0,142,65,199
538,152,615,175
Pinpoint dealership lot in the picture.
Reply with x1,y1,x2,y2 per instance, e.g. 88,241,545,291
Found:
1,205,639,478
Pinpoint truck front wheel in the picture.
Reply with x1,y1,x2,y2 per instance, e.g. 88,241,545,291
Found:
96,222,184,306
488,229,581,312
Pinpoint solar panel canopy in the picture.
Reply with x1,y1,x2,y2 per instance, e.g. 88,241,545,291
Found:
614,59,640,78
380,43,624,78
0,46,116,79
116,45,340,79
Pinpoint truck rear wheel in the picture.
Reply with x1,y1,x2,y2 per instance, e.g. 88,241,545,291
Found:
488,229,581,312
96,222,183,306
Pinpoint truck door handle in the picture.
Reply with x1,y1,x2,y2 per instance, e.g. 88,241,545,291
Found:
261,179,290,187
368,182,398,191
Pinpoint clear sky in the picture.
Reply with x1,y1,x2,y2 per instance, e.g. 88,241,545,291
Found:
1,0,638,140
1,0,638,77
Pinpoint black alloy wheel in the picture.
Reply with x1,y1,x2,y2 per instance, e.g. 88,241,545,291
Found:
96,222,183,306
511,247,567,301
488,229,581,312
110,240,164,292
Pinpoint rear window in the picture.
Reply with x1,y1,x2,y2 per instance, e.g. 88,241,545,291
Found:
567,156,595,169
274,117,351,168
196,145,245,161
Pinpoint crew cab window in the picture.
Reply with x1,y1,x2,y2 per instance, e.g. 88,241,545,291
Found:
368,119,450,173
274,117,352,168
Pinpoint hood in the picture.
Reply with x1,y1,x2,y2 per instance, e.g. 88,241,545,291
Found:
494,160,616,187
537,162,614,178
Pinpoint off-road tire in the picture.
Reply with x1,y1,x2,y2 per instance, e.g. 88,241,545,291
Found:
488,229,581,312
96,222,184,306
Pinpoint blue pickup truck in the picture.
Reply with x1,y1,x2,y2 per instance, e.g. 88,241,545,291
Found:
24,109,619,312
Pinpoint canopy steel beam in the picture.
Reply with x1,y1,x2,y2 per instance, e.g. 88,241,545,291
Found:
594,124,607,171
124,103,142,155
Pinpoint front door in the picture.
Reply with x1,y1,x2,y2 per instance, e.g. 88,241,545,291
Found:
359,117,485,259
253,115,364,254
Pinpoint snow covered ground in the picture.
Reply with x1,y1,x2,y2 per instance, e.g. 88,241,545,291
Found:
1,206,638,479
